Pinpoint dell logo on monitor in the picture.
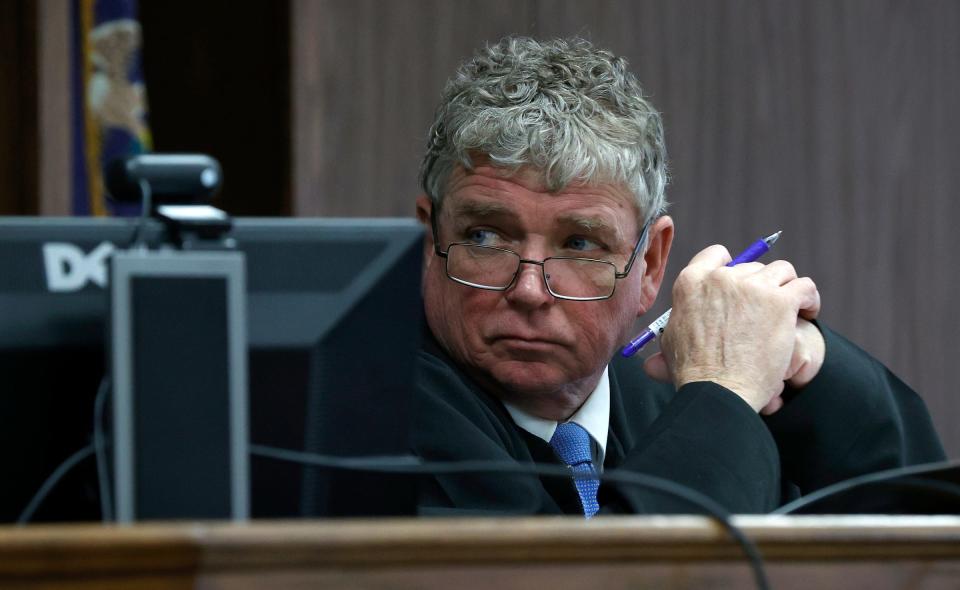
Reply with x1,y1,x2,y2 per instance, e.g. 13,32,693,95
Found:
42,242,115,292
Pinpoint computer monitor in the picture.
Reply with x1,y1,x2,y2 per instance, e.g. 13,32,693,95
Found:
0,216,423,522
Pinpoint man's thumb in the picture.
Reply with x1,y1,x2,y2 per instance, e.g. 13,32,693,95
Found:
642,351,671,383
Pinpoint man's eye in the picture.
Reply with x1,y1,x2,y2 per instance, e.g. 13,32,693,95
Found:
564,236,603,252
467,229,500,245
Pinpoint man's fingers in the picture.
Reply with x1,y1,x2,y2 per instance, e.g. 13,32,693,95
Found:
643,352,671,383
686,244,733,270
760,395,784,416
785,318,826,388
724,259,799,285
798,281,821,320
752,260,798,285
712,259,820,319
724,261,765,276
783,329,808,381
782,276,821,318
667,245,824,412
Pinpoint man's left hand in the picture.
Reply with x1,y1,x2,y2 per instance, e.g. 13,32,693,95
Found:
642,317,826,415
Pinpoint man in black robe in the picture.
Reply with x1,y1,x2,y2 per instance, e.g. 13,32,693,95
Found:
411,37,944,516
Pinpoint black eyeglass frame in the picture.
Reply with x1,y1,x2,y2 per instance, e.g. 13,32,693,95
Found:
429,207,654,302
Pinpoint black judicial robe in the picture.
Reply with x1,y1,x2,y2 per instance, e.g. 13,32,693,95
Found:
412,324,945,515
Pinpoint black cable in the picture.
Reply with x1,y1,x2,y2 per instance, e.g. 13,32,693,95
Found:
17,422,770,588
249,444,771,590
93,377,113,522
16,379,113,525
774,460,960,515
126,178,153,248
16,444,96,525
775,474,960,515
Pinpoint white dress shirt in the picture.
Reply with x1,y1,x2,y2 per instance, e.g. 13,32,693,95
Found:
502,366,610,467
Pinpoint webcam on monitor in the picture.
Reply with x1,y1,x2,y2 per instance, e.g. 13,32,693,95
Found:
106,154,233,248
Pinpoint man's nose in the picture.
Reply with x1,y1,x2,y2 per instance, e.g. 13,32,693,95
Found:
505,262,553,308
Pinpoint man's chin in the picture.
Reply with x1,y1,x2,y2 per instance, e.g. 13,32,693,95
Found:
477,360,599,420
485,360,579,398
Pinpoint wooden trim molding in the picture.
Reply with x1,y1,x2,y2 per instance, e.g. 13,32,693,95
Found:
2,516,960,588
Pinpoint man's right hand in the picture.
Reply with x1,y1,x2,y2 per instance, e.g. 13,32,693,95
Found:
642,245,821,412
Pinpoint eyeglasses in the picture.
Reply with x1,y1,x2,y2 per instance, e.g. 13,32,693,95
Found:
430,211,651,302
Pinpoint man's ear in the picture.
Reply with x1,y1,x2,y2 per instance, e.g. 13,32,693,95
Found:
637,216,674,316
415,194,432,228
415,195,435,268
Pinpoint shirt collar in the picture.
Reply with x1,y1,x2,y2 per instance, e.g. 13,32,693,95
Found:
502,366,610,465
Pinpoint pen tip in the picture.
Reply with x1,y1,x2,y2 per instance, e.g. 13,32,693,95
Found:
764,230,782,246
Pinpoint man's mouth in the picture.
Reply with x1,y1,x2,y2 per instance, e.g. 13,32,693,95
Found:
490,334,565,351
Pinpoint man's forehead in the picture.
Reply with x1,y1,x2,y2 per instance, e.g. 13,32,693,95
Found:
449,161,635,202
444,159,545,193
450,196,618,226
444,166,640,230
449,158,609,193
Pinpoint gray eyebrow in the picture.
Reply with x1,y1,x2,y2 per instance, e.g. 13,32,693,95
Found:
450,200,515,218
554,213,624,240
450,201,628,243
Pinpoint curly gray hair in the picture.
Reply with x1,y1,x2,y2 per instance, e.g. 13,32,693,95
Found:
419,36,669,225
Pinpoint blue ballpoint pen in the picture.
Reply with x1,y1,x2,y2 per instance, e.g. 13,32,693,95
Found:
620,230,783,358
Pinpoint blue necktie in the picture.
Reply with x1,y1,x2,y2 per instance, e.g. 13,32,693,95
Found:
550,422,600,518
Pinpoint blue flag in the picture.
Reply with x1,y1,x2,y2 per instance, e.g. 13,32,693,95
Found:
71,0,151,216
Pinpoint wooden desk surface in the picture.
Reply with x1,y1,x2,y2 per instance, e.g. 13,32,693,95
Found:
2,515,960,589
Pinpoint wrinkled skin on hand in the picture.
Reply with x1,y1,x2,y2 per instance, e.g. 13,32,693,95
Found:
642,245,824,413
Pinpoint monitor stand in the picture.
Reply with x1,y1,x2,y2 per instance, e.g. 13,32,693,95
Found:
110,249,248,522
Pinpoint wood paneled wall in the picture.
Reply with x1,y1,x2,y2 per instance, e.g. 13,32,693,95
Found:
292,0,960,455
36,0,71,216
8,0,959,457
